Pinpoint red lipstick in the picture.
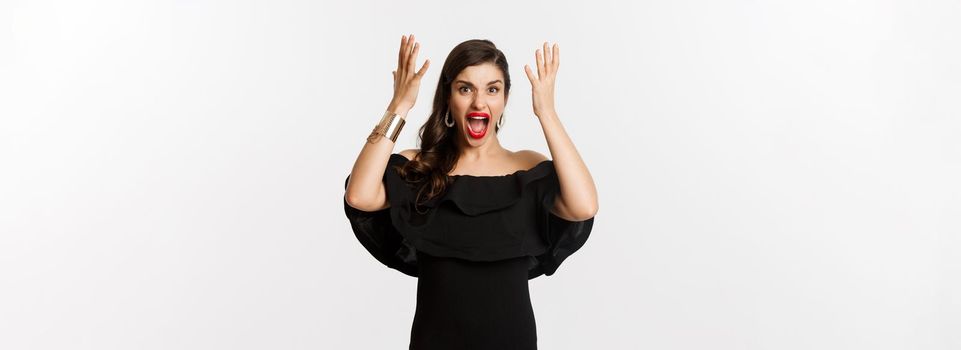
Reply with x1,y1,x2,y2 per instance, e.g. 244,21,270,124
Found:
466,112,490,139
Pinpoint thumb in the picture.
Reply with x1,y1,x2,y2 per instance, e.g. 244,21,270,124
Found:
524,65,537,84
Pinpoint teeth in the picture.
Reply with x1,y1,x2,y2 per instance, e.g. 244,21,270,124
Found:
467,116,488,133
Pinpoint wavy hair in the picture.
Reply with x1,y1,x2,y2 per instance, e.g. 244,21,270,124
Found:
395,39,511,214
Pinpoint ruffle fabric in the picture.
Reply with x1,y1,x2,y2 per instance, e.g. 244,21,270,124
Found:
343,153,593,279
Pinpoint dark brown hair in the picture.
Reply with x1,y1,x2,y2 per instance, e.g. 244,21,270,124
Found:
395,39,511,214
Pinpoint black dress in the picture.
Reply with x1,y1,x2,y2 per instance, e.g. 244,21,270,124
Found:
343,153,595,350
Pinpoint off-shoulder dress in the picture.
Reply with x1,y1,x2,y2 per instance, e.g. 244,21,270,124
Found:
343,153,594,350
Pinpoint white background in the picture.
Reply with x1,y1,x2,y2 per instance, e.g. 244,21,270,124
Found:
2,0,959,349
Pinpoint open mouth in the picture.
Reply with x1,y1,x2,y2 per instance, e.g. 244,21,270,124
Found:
466,112,490,139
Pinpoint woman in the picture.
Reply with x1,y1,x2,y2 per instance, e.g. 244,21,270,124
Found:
343,34,598,349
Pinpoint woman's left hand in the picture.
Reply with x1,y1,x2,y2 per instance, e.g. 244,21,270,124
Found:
524,42,560,118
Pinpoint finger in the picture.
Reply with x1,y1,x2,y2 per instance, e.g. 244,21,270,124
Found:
406,34,416,64
524,64,537,84
415,59,430,77
535,49,544,80
398,35,407,70
401,34,414,73
543,42,551,73
552,43,560,70
408,42,420,72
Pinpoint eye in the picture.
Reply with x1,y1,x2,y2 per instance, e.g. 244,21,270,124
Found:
459,86,472,94
488,87,500,94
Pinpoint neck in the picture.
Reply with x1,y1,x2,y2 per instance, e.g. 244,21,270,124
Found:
456,134,507,161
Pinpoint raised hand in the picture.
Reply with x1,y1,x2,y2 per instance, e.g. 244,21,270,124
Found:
523,41,560,118
389,34,430,114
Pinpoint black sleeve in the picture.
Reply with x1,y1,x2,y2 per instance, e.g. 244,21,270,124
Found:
343,155,418,277
528,166,595,279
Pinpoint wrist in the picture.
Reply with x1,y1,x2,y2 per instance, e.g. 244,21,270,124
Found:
368,109,407,144
387,102,412,116
536,109,558,121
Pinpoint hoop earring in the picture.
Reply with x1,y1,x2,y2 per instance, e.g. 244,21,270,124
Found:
497,114,505,128
444,110,455,127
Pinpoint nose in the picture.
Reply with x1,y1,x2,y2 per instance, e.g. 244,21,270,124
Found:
470,94,487,112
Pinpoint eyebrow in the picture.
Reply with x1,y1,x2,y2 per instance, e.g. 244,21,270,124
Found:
454,80,503,87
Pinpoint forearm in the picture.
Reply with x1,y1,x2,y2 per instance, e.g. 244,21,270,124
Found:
344,104,410,209
538,111,598,219
346,34,429,210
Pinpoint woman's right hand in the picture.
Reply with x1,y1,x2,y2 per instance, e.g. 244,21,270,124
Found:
389,34,430,114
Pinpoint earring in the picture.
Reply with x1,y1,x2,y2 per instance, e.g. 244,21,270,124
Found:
497,114,505,128
444,109,455,127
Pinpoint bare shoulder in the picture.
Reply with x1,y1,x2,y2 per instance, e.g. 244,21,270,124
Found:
513,149,550,168
398,148,420,161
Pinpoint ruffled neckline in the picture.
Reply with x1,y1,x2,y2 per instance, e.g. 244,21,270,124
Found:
386,153,557,219
448,160,552,179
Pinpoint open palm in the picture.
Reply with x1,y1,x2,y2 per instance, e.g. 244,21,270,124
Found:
523,42,559,118
389,34,430,113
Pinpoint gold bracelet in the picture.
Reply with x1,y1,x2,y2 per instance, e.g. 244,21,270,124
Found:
367,110,406,144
